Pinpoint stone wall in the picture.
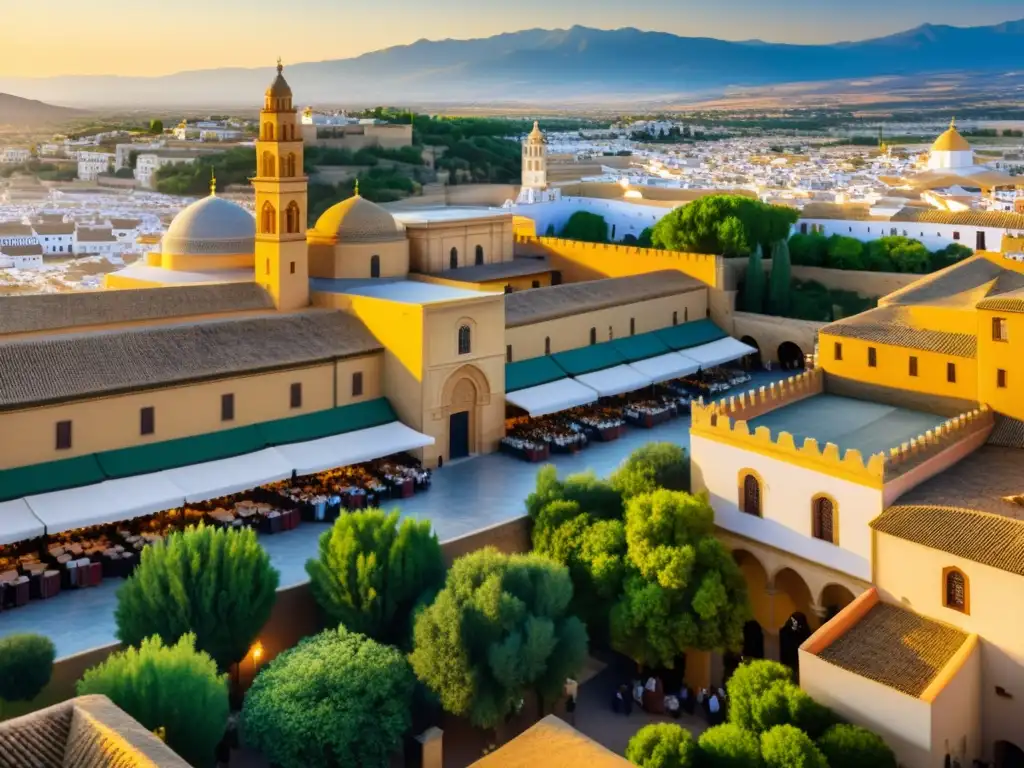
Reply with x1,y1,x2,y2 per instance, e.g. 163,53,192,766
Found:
722,257,916,301
730,312,824,363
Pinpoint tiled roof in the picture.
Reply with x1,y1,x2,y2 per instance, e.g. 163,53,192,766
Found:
0,283,274,335
0,223,32,237
108,218,141,229
435,257,552,283
76,228,116,243
976,289,1024,313
0,310,382,408
871,502,1024,577
505,271,703,327
0,694,191,767
32,223,75,235
988,416,1024,448
881,256,1024,308
817,602,968,698
890,207,1024,230
820,306,977,358
1,245,43,256
471,716,630,767
799,202,888,221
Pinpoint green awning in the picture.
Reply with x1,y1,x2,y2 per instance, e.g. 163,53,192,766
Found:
505,357,566,393
610,332,672,363
0,455,106,502
552,342,628,376
97,425,266,479
259,397,397,446
655,320,728,351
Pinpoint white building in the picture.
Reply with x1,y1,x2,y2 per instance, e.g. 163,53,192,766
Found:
109,218,141,245
115,142,164,170
75,227,126,258
0,224,44,269
301,108,356,126
37,144,62,157
135,153,197,189
927,119,976,172
77,152,114,182
1,148,31,165
172,121,244,142
31,218,76,256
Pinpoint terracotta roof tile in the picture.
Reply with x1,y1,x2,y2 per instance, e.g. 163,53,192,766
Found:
1,245,43,256
890,207,1024,230
76,228,116,243
31,223,75,236
820,306,977,358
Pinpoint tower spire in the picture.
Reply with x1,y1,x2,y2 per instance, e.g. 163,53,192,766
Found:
354,178,360,197
210,168,217,196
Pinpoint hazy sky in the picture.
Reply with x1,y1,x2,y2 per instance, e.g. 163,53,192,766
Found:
2,0,1021,78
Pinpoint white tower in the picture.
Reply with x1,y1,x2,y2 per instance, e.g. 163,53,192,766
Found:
521,122,547,190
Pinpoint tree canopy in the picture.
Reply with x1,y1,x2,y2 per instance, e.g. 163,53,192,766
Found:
610,443,690,499
726,660,835,738
560,211,609,243
149,119,164,135
409,548,588,728
816,724,897,768
305,509,445,647
626,723,699,768
241,627,415,768
651,195,798,256
77,634,228,768
760,725,828,768
697,724,763,768
611,490,749,668
114,524,279,672
0,634,54,706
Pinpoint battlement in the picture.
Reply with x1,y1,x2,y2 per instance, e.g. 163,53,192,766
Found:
691,369,993,486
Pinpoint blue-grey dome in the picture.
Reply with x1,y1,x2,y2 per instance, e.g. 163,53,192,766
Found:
162,195,255,257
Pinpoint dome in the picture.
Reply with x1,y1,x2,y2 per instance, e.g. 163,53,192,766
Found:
527,121,544,143
312,195,406,244
932,121,972,153
266,61,292,99
161,195,256,257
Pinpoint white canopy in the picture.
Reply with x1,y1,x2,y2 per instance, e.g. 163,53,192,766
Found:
574,365,653,398
26,474,186,536
628,352,701,385
506,378,599,417
161,448,295,504
273,421,435,477
680,337,757,369
0,499,45,546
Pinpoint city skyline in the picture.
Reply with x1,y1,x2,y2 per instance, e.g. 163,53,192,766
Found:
0,0,1020,79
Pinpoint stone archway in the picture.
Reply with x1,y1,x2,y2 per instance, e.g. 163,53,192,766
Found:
773,567,815,679
734,549,772,632
820,583,856,623
996,741,1024,768
740,336,762,370
777,341,805,371
440,364,491,460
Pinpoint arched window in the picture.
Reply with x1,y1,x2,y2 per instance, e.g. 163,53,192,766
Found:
263,122,275,141
812,496,836,544
450,247,458,270
370,255,380,278
684,307,689,322
544,337,551,355
261,152,276,177
458,325,471,355
260,202,277,235
285,202,300,234
475,245,484,265
285,153,296,177
672,311,678,326
741,473,761,516
944,568,968,613
589,327,597,346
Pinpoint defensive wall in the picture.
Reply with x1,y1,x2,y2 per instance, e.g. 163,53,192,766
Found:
721,257,919,299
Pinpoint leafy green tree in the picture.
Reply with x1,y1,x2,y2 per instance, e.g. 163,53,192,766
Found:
77,634,228,768
698,724,763,768
611,442,690,498
726,661,794,732
114,524,279,673
768,239,792,316
638,226,655,248
114,167,134,179
241,627,414,768
610,491,749,669
626,723,699,767
824,235,865,270
305,509,445,647
0,634,55,710
149,119,164,134
760,725,828,768
651,195,797,256
410,548,588,728
787,233,828,267
560,211,609,243
726,661,834,738
526,466,623,523
930,242,972,271
816,724,896,768
743,245,766,313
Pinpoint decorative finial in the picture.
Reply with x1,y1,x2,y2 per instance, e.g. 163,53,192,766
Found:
950,116,956,129
277,57,283,74
354,179,360,196
210,168,217,196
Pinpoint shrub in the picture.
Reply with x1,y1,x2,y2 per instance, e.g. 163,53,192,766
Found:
747,680,835,737
0,634,55,704
560,211,609,243
760,725,828,768
743,245,765,312
816,724,897,768
768,239,792,316
305,509,445,647
626,723,699,767
77,634,228,768
726,660,793,732
698,724,763,768
114,524,279,672
787,233,828,267
241,627,415,768
824,235,864,270
611,442,690,498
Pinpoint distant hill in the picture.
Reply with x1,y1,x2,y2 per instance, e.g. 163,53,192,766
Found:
0,19,1021,108
0,93,80,127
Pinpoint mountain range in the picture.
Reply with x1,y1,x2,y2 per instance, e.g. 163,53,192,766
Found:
1,20,1021,109
0,93,80,126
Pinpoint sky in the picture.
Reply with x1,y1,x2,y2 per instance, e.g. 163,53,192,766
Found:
1,0,1021,78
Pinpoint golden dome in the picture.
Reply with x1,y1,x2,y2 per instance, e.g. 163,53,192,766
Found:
311,195,406,244
932,119,971,153
266,60,292,99
527,121,544,143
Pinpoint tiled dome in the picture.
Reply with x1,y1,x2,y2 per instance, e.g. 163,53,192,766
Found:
161,195,255,257
312,195,406,244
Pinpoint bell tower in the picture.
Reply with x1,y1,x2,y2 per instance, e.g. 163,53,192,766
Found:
521,121,548,191
253,60,308,310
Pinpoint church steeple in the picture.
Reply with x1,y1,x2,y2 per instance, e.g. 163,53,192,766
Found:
253,61,309,311
522,121,547,191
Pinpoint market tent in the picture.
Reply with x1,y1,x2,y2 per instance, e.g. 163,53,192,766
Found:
97,425,266,479
628,353,701,385
610,332,672,362
574,365,653,398
505,378,598,417
26,473,186,536
273,421,435,477
161,448,295,504
505,356,567,393
0,499,45,546
680,337,757,369
551,342,627,376
654,319,728,351
0,455,106,503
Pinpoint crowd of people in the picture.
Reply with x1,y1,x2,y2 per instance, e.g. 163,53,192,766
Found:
612,675,728,727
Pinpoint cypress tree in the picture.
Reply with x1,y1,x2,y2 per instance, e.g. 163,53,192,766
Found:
769,238,792,316
744,244,766,313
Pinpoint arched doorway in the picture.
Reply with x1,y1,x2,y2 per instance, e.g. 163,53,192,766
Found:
743,620,765,660
779,613,812,680
820,584,856,623
777,341,805,371
740,336,762,370
441,364,491,462
996,741,1024,768
733,550,772,632
773,567,815,679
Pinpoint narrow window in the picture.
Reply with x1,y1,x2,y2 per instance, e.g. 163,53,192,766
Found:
506,345,513,363
998,369,1008,389
352,372,363,397
458,325,471,355
944,569,968,613
544,337,551,355
812,497,835,544
993,317,1008,342
531,280,540,288
741,474,761,517
953,231,961,241
449,247,458,269
834,342,842,361
909,356,918,377
868,347,877,368
947,362,957,384
289,261,296,275
475,245,484,265
589,327,597,345
56,420,72,451
630,318,636,336
672,311,678,326
684,307,689,322
140,406,155,436
290,382,303,409
370,255,380,278
221,393,235,422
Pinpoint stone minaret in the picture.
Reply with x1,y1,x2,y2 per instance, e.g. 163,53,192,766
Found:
521,121,548,190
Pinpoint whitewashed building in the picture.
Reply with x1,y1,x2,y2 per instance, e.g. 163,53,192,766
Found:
135,153,197,189
31,218,76,256
77,152,114,182
1,148,31,164
75,227,126,258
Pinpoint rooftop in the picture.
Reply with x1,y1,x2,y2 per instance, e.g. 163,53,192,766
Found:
434,257,552,283
746,393,946,458
391,207,512,225
324,279,499,305
107,264,255,286
470,715,630,768
820,306,977,359
505,271,703,327
816,602,969,698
